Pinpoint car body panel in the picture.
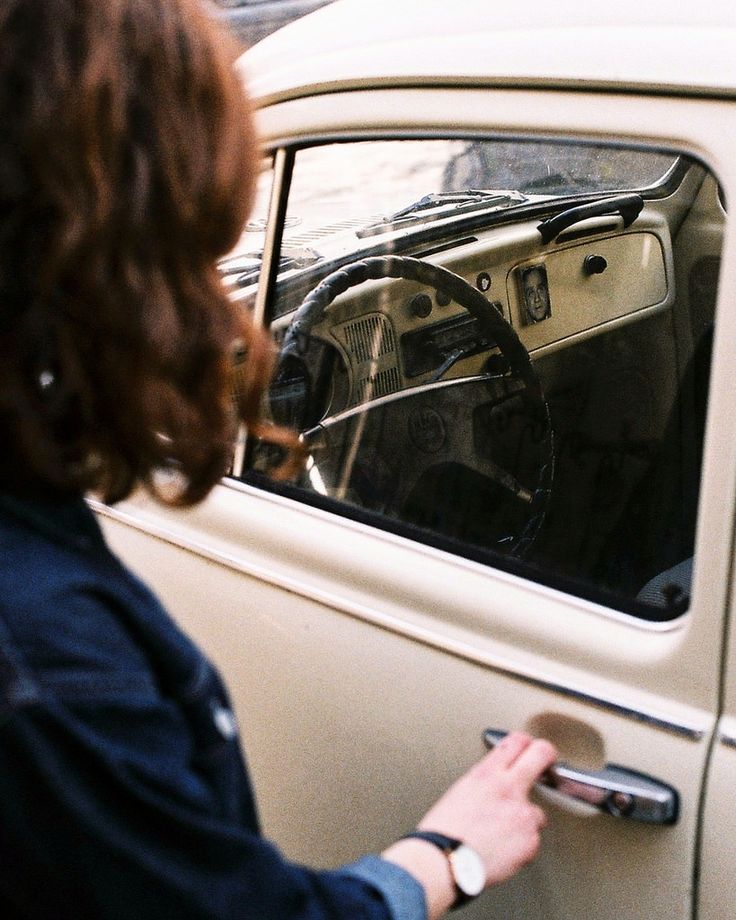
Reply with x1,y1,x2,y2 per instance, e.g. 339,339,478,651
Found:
700,561,736,919
97,466,714,920
98,3,736,917
700,730,736,919
241,0,736,106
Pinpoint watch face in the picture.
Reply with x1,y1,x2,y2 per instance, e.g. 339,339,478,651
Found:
450,844,486,898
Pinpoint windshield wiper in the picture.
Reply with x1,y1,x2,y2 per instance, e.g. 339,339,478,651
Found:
356,189,527,238
391,190,517,219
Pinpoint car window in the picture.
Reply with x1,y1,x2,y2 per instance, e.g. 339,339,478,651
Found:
237,137,722,620
443,139,677,196
219,156,274,301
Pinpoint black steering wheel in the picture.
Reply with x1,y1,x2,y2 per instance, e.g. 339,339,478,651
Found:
272,255,554,556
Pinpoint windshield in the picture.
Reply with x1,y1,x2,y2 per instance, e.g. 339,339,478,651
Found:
283,139,676,240
443,139,676,195
223,139,679,305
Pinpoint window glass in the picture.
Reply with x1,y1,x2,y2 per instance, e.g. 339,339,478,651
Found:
218,157,275,301
242,137,722,619
443,139,677,196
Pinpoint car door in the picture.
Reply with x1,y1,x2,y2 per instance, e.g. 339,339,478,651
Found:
699,548,736,919
97,85,736,920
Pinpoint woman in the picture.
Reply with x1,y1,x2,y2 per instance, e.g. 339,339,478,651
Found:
0,0,557,917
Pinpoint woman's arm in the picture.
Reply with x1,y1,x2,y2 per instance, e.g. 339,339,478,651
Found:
383,733,557,919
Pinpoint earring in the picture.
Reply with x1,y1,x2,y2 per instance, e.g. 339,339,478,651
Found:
38,369,55,390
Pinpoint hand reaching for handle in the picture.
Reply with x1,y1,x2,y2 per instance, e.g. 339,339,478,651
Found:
382,732,557,918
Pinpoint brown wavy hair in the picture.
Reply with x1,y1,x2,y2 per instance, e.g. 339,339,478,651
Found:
0,0,289,505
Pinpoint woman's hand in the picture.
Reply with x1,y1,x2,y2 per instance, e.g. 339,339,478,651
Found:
382,732,557,919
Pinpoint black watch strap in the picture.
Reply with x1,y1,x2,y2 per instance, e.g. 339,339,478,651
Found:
400,831,478,909
401,830,461,853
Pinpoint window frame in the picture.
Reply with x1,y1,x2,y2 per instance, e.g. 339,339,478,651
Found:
233,91,736,627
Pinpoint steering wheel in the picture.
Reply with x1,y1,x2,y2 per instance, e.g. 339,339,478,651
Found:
272,255,554,556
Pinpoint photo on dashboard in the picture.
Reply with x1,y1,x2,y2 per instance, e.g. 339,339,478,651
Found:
520,263,552,324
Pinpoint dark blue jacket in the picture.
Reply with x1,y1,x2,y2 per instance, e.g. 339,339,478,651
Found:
0,494,425,919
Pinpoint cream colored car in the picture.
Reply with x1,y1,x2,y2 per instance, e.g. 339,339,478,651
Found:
96,1,736,917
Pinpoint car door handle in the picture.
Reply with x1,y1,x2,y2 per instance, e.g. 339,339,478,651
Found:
483,729,679,825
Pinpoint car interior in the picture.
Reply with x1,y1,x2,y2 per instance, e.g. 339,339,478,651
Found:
227,136,724,620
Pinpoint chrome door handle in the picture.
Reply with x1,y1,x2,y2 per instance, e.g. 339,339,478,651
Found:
483,729,679,825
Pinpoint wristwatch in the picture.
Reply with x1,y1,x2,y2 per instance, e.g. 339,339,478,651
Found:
401,830,485,909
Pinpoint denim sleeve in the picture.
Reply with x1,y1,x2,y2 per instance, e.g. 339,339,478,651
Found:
341,856,427,920
0,502,410,920
0,585,395,920
0,691,401,920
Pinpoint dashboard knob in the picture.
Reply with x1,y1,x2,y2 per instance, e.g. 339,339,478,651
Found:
584,254,608,275
484,354,510,376
410,292,433,318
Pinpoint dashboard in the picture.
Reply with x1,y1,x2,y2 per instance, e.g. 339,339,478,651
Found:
287,210,674,417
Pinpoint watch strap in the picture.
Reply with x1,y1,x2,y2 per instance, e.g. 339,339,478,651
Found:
400,831,475,909
401,830,461,853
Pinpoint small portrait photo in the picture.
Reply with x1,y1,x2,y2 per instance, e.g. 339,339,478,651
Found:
520,263,551,324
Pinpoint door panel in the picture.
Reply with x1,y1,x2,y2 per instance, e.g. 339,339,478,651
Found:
700,544,736,919
99,483,715,920
700,718,736,919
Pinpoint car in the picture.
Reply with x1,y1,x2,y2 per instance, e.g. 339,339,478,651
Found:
211,0,334,48
93,1,736,917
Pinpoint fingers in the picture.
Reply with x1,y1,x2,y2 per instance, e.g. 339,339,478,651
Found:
487,731,534,768
482,732,558,790
533,804,548,830
512,737,558,790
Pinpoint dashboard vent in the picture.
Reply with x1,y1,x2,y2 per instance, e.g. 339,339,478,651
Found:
285,216,381,247
343,313,396,364
333,313,400,406
355,367,402,403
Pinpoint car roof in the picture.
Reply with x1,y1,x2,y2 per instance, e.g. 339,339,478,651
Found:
238,0,736,106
